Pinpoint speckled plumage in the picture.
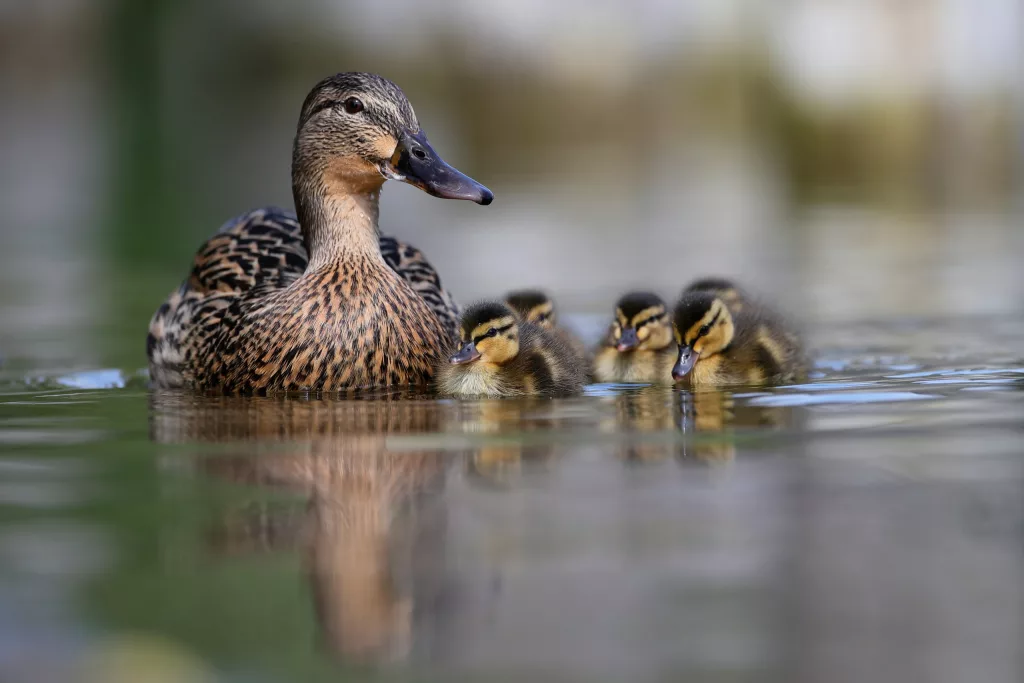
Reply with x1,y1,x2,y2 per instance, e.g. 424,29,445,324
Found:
146,73,490,393
147,207,459,391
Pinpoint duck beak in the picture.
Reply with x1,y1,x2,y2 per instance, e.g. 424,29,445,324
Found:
616,328,639,352
385,130,493,205
449,341,481,365
672,345,699,381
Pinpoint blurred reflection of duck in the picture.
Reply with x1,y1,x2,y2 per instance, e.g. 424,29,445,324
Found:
676,390,797,464
147,72,492,393
671,287,806,387
150,393,450,664
438,302,587,397
504,289,590,366
593,292,675,384
448,398,560,486
603,388,679,463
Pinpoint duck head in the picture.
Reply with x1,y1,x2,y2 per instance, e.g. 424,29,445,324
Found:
450,302,520,366
294,72,492,204
505,290,556,330
607,292,672,353
671,292,736,380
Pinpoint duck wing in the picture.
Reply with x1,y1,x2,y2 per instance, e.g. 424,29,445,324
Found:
147,207,460,387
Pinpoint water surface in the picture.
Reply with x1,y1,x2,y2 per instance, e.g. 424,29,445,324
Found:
1,316,1022,683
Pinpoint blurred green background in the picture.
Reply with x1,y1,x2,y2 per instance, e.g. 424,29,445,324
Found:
0,0,1021,370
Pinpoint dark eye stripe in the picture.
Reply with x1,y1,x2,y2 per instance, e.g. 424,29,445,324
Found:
473,323,514,344
307,99,340,120
636,313,665,328
698,310,722,337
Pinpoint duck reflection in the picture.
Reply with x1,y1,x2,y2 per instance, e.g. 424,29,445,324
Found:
677,390,796,464
601,387,680,463
149,391,450,664
602,387,797,465
444,398,561,487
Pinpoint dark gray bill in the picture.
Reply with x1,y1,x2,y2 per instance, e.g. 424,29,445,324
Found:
387,130,493,205
672,345,699,380
449,341,482,365
616,327,639,352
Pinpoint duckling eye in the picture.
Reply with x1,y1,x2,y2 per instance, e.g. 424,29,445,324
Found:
342,97,364,114
699,323,712,336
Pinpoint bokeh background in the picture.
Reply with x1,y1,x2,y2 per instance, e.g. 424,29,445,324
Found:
0,0,1021,370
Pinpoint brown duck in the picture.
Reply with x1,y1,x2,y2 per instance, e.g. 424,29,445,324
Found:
147,72,492,393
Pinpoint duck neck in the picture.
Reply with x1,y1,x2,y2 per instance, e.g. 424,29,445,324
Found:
293,168,384,270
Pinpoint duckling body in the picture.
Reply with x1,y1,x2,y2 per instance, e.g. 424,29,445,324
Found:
672,289,805,387
592,292,675,385
146,73,492,393
438,302,586,397
504,289,589,364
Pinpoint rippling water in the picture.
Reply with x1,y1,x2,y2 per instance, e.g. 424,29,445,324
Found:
0,316,1022,683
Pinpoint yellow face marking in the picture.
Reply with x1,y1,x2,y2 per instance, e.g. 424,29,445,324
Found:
684,300,725,347
528,302,555,326
468,316,516,342
615,309,628,327
629,306,665,329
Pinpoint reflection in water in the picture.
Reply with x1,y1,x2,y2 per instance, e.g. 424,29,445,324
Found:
150,393,450,664
445,398,560,487
601,387,798,465
679,391,797,465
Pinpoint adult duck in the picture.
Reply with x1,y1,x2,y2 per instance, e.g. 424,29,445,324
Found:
147,73,492,393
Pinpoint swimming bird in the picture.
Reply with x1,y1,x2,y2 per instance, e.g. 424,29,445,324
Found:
592,292,675,384
504,289,589,363
437,302,587,397
147,72,492,392
671,288,805,387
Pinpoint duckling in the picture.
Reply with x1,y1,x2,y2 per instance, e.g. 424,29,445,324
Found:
671,289,806,387
504,289,589,363
147,72,492,392
592,292,675,384
682,276,747,313
437,302,586,397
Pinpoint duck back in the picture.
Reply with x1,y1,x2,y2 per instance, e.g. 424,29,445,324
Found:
147,207,459,391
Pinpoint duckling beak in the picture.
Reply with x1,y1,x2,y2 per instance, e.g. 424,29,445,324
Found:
616,328,639,352
672,346,699,381
450,341,482,365
386,130,493,205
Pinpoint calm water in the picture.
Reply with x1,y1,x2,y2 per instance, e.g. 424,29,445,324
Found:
0,315,1022,683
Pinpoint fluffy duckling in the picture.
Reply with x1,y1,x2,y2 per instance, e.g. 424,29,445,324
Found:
592,292,676,384
504,289,589,362
671,289,806,387
682,276,746,313
437,302,586,397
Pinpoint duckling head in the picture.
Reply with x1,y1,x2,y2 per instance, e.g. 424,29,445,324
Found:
683,277,743,311
294,72,492,203
505,290,556,330
608,292,672,353
671,292,736,380
450,302,520,366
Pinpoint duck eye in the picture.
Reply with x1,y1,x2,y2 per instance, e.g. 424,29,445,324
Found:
700,323,711,336
342,97,364,114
